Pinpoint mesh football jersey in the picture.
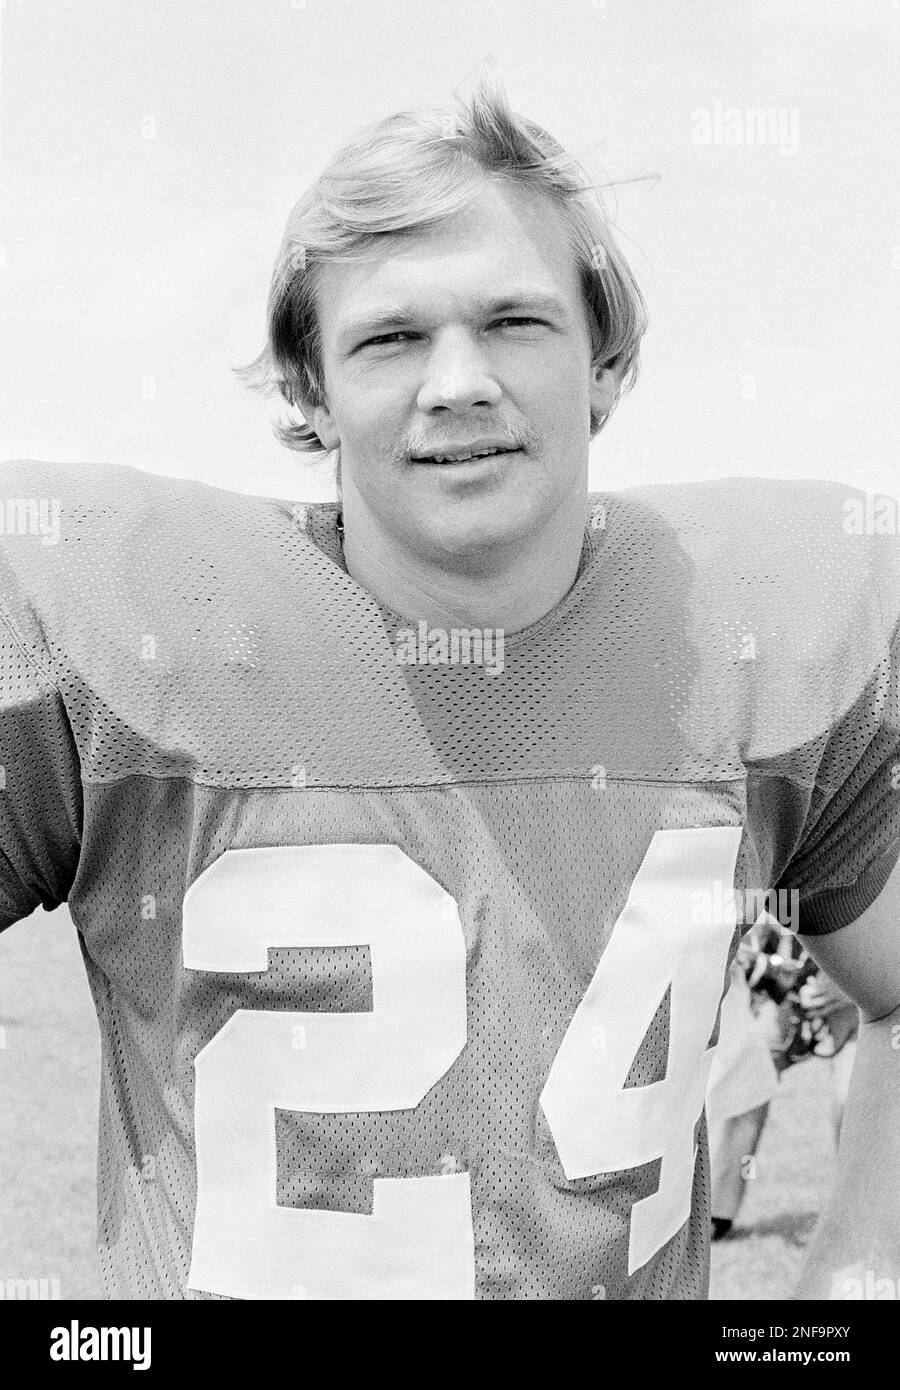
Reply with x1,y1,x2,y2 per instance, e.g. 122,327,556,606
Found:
0,458,898,1300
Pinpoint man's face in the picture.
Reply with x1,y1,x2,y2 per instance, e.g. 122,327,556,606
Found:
309,179,616,565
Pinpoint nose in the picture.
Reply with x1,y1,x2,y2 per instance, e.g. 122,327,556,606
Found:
416,328,502,414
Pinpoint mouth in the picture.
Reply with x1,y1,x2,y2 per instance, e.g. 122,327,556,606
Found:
411,443,522,466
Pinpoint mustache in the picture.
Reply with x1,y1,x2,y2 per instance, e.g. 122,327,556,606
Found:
392,419,543,465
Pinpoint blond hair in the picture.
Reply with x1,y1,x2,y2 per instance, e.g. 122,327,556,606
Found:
239,67,648,453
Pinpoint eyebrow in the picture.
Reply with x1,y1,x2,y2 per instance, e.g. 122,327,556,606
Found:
338,291,569,347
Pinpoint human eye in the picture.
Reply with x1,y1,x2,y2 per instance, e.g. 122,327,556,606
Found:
491,316,547,331
359,331,416,348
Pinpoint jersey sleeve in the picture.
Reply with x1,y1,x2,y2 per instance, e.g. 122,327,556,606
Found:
0,608,82,929
770,616,900,936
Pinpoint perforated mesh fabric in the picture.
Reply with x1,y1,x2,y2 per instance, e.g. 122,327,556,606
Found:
0,459,898,1300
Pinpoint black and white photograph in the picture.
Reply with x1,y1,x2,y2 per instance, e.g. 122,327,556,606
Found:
1,0,898,1342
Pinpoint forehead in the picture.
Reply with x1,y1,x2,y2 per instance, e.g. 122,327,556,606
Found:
316,180,583,339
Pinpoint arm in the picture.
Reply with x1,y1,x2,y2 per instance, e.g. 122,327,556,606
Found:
0,608,82,929
792,852,900,1298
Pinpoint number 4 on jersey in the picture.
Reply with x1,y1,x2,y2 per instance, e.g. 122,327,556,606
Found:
540,825,740,1274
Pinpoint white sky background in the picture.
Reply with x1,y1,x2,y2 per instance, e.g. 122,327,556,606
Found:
1,0,898,502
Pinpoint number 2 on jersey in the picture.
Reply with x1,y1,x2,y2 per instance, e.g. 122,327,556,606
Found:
183,828,740,1298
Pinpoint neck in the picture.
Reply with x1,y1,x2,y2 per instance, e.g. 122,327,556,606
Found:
340,500,588,635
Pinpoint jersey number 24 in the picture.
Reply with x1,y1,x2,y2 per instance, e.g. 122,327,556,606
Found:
183,827,740,1298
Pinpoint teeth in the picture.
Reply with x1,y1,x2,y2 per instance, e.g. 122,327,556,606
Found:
428,447,504,463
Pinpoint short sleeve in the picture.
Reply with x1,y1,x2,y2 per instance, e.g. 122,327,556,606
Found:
771,619,900,936
0,608,82,929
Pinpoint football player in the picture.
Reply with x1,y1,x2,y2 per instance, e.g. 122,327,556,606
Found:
706,934,780,1240
707,927,859,1241
1,68,898,1300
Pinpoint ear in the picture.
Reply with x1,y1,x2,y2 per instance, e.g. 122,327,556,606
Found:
297,396,341,451
588,361,623,424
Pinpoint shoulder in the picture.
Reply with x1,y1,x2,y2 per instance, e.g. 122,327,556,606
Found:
0,460,314,670
0,457,296,543
596,473,898,638
590,475,899,755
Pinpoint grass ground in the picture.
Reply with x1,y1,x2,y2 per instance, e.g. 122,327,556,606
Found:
0,904,837,1300
0,906,101,1298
